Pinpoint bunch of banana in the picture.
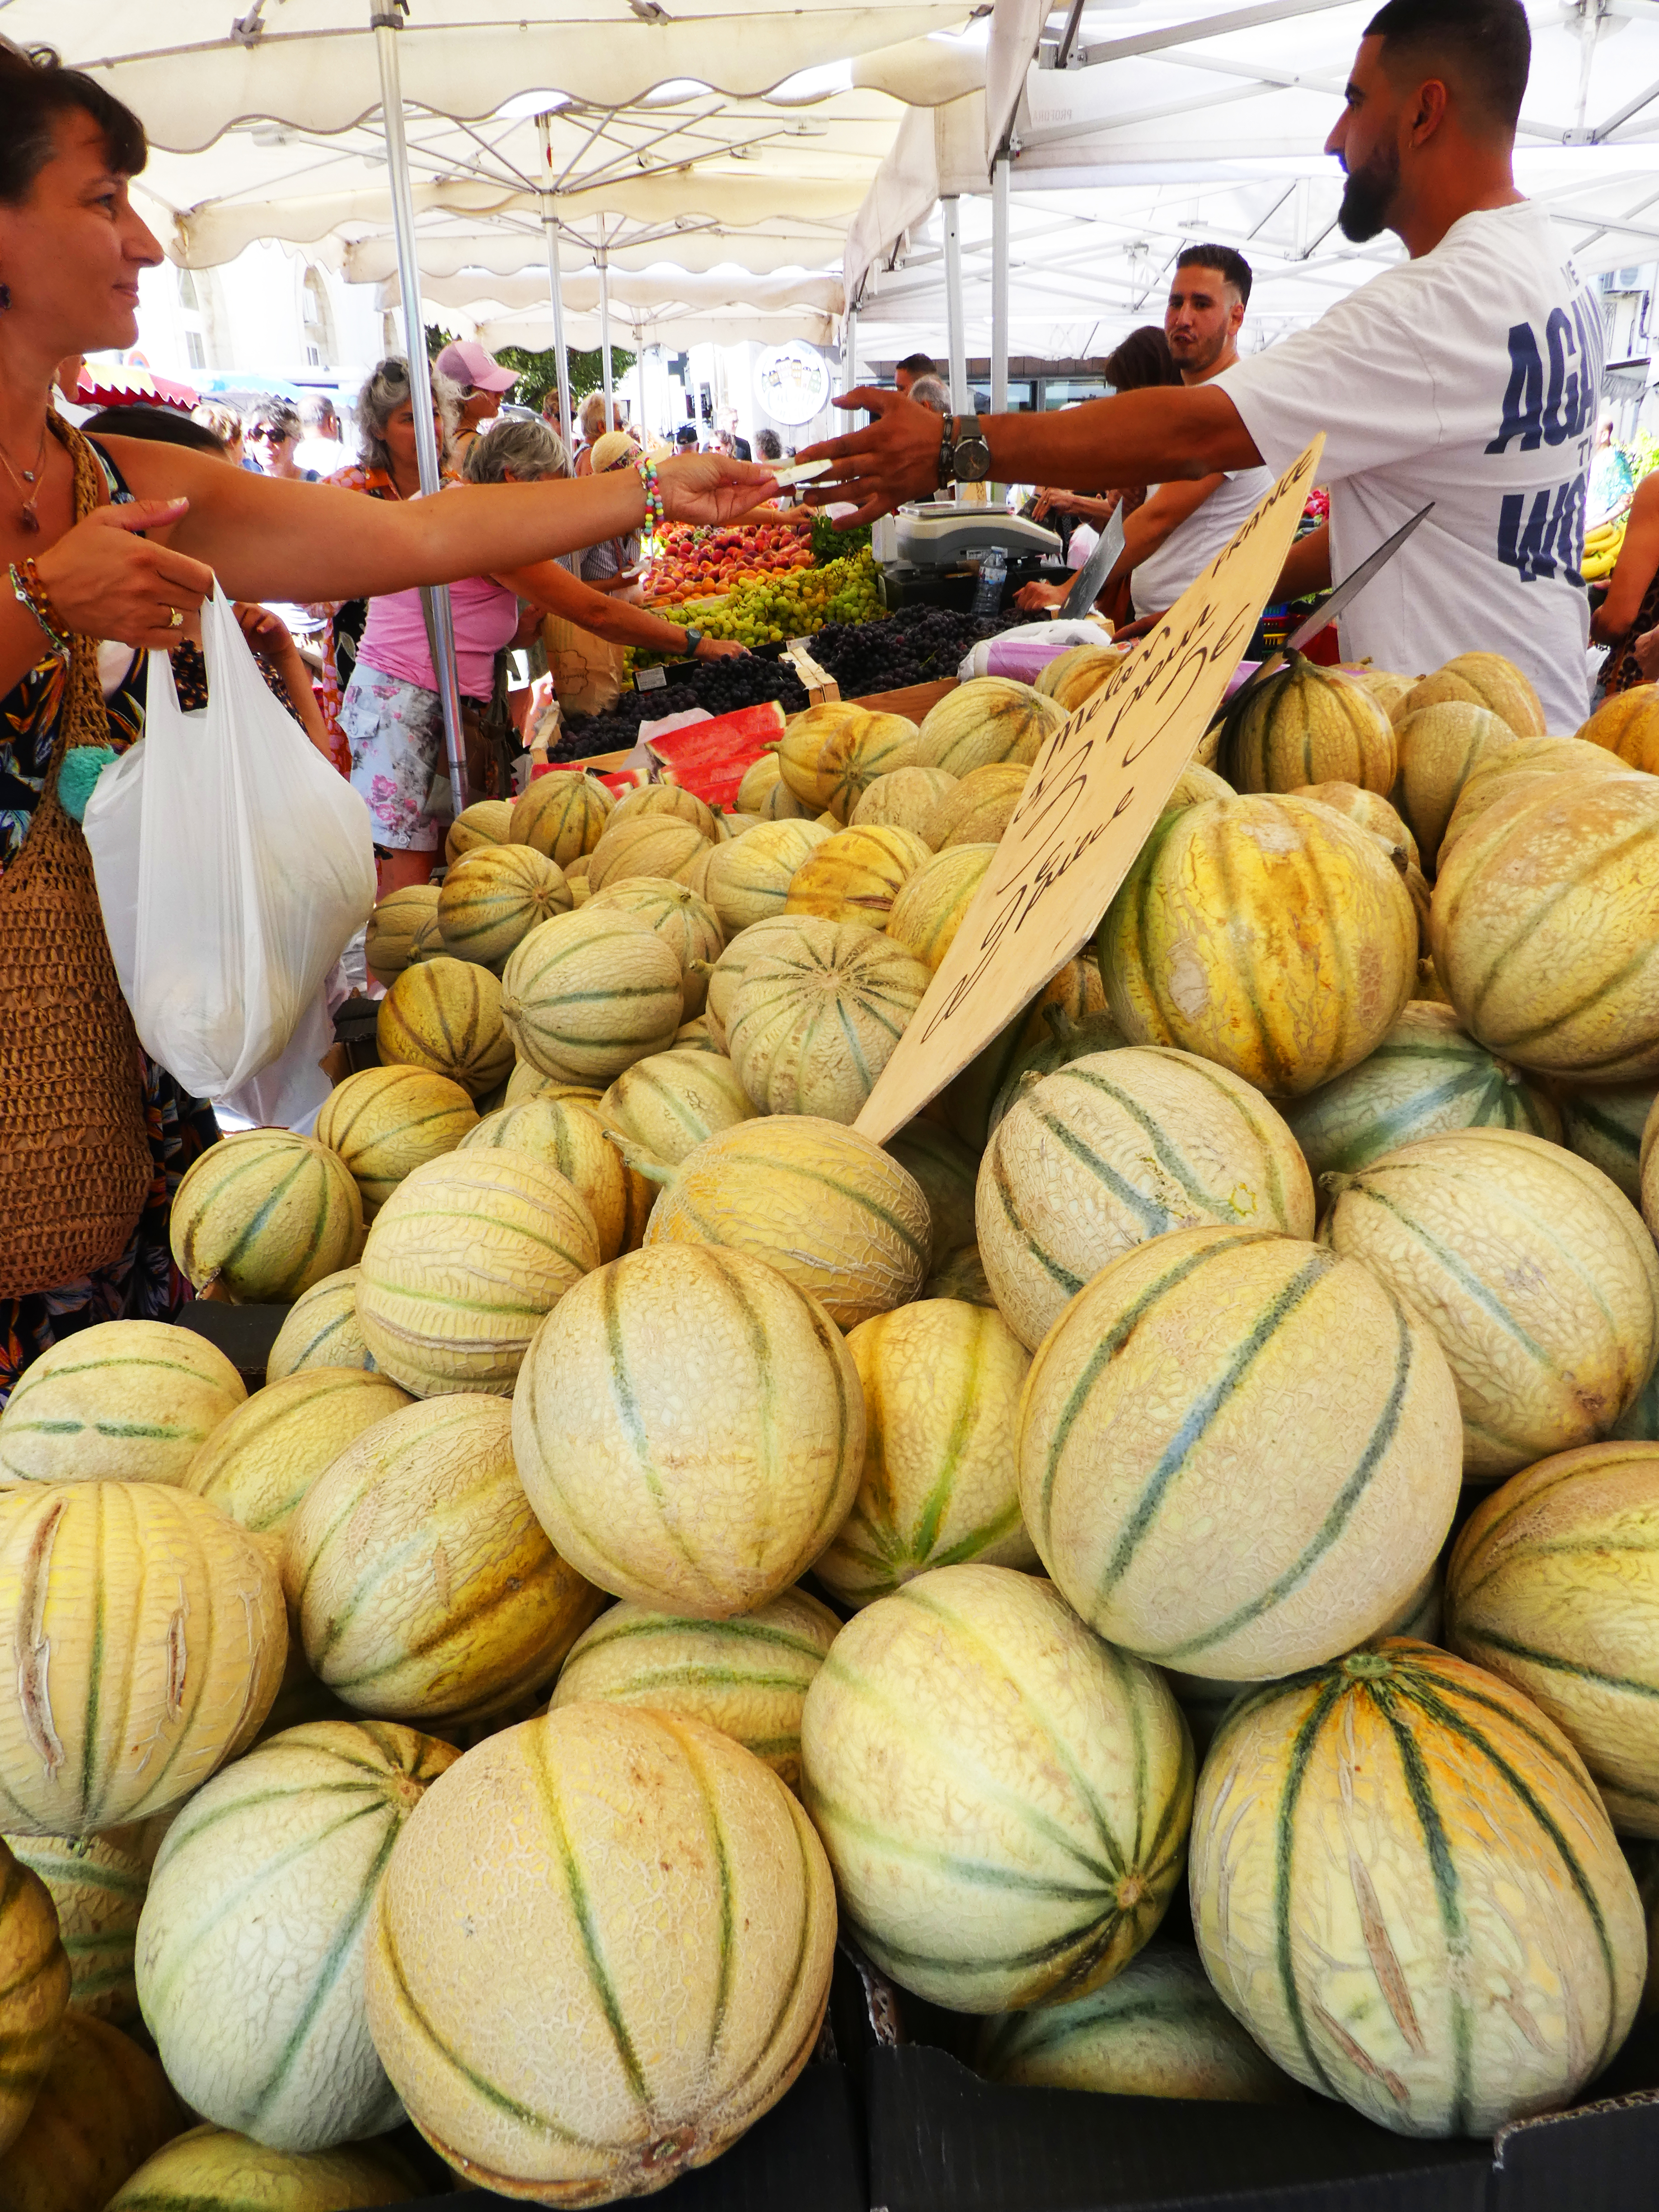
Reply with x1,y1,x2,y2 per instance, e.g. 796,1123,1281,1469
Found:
1584,513,1628,582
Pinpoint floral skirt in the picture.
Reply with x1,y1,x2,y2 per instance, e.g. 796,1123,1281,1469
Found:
339,660,454,852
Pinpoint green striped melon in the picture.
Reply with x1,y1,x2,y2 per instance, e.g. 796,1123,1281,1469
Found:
699,914,811,1051
986,1006,1131,1135
500,906,684,1086
975,1946,1293,2102
509,769,614,866
585,814,710,893
437,844,572,970
265,1270,374,1382
801,1563,1192,2012
850,764,957,837
703,817,834,934
783,824,932,928
444,797,514,866
1562,1080,1658,1204
170,1134,363,1304
0,1841,69,2152
1017,1226,1462,1678
885,1120,979,1256
364,884,440,988
550,1587,841,1791
1446,1442,1659,1835
674,1015,718,1051
460,1094,651,1261
106,2125,426,2212
7,1829,147,2025
725,916,930,1122
886,844,995,971
1438,739,1632,871
1289,778,1420,868
1222,655,1397,797
183,1368,412,1537
283,1397,604,1721
1322,1129,1659,1479
582,877,724,1015
606,780,718,841
1400,650,1547,736
364,1704,835,2201
514,1244,862,1616
911,678,1065,778
776,703,920,820
1036,642,1121,710
600,1048,755,1168
0,1321,245,1489
375,957,513,1099
815,1299,1037,1607
1285,1002,1561,1176
642,1116,931,1328
501,1062,602,1110
0,2010,183,2212
404,906,445,965
0,1484,287,1837
136,1721,458,2151
923,764,1029,849
1390,703,1519,871
736,751,810,820
979,1046,1316,1351
314,1066,478,1218
1190,1640,1644,2137
356,1152,600,1396
942,956,1108,1150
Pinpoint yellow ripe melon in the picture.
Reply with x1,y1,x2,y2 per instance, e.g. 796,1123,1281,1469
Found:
444,797,513,867
725,916,930,1123
564,859,593,905
364,1704,836,2202
1433,772,1659,1079
364,884,440,988
1223,657,1397,797
0,1485,287,1837
885,1119,979,1256
582,876,724,1016
0,1321,245,1490
1324,1129,1659,1480
1438,736,1632,867
802,1564,1191,2011
170,1134,363,1305
0,1841,69,2152
884,844,994,975
850,764,956,838
980,1047,1316,1351
942,955,1108,1149
356,1152,600,1397
403,906,445,965
375,957,512,1099
7,1829,145,2026
911,677,1065,778
182,1368,412,1538
514,1243,862,1615
266,1270,374,1383
1100,794,1418,1097
1352,666,1415,718
737,751,812,820
136,1721,458,2152
783,823,932,928
437,844,572,971
501,906,684,1087
1035,644,1124,714
1289,778,1420,869
509,769,614,866
501,1061,601,1110
460,1094,649,1262
605,779,718,842
106,2127,425,2212
600,1048,755,1168
672,1015,718,1051
314,1065,477,1218
815,1300,1037,1607
1391,702,1520,869
1561,1079,1658,1204
0,2011,184,2212
703,817,834,934
1190,1640,1644,2136
550,1587,841,1791
1401,650,1546,736
975,1946,1294,2103
776,702,919,820
712,809,760,841
1579,682,1659,775
1018,1226,1463,1677
699,914,808,1050
923,763,1029,850
1170,759,1236,809
585,813,710,892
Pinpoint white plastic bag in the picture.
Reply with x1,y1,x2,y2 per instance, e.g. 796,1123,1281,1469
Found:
84,585,377,1100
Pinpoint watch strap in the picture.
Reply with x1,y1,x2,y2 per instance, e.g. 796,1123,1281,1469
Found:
683,627,703,654
938,417,956,490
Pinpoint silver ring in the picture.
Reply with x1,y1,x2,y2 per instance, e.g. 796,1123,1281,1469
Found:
167,606,184,629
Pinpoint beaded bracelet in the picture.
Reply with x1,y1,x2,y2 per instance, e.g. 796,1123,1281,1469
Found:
636,451,664,539
8,557,73,664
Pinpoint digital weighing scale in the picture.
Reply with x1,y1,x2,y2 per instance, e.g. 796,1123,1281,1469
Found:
874,503,1067,612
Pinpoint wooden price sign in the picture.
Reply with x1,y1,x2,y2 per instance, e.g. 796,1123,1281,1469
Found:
854,436,1323,1146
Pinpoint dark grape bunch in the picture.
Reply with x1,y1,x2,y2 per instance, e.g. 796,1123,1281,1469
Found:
549,652,811,761
811,607,1011,693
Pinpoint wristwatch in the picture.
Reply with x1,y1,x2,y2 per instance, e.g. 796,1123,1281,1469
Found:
682,627,704,656
939,413,994,487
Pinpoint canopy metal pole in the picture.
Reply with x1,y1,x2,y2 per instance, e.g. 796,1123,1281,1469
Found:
844,301,859,392
943,197,967,415
990,153,1010,418
372,3,469,814
599,224,614,427
535,110,575,456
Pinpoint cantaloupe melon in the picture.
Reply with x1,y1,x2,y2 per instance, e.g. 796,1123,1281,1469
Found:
775,703,919,820
924,1242,994,1305
404,906,444,965
0,1484,286,1836
1285,1002,1561,1176
698,914,809,1050
1561,1079,1658,1204
702,817,834,934
437,845,571,970
850,764,956,838
1034,644,1122,713
0,1841,69,2152
885,843,994,972
582,877,724,1015
460,1094,650,1261
501,1062,602,1110
911,678,1064,778
885,1120,979,1257
444,798,513,867
315,1066,478,1218
1190,1640,1644,2137
1437,737,1631,867
265,1270,374,1382
106,2126,426,2212
1289,778,1420,867
783,823,932,928
642,1115,931,1327
814,1300,1036,1607
801,1564,1191,2012
736,751,808,820
508,770,614,866
365,885,441,988
600,1048,755,1167
513,1244,862,1616
0,2011,183,2212
136,1721,457,2153
0,1322,245,1489
724,917,929,1123
942,956,1109,1150
500,906,684,1087
171,1134,363,1304
7,1829,145,2025
1400,651,1546,736
1390,702,1520,870
356,1152,600,1397
1017,1227,1463,1678
1579,683,1659,774
1170,759,1236,809
606,780,718,840
585,814,710,893
674,1015,718,1051
375,957,513,1100
284,1397,604,1721
550,1588,840,1791
183,1368,412,1537
1098,793,1419,1097
1322,1129,1659,1478
979,1047,1316,1350
976,1946,1293,2103
366,1705,835,2200
1223,656,1397,796
923,764,1029,850
987,1007,1130,1134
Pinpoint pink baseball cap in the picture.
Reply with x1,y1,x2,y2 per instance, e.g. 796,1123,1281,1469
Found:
435,338,517,394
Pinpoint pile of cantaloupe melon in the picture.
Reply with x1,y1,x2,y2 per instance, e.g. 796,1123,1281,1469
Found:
10,648,1659,2204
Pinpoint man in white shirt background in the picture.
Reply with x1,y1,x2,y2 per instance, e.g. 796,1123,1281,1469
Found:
807,0,1600,735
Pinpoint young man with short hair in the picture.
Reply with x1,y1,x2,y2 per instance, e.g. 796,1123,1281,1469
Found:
895,351,936,398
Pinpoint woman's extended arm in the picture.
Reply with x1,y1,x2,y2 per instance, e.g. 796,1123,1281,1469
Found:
1592,477,1659,645
499,559,744,659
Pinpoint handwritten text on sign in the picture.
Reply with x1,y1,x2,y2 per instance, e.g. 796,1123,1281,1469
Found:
853,436,1323,1145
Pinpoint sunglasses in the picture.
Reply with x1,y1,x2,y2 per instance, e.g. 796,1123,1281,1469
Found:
248,427,292,445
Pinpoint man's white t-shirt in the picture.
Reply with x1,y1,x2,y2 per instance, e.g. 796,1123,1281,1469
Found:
1131,464,1276,619
1216,201,1602,734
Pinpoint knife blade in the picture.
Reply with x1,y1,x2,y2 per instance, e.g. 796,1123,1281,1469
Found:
1058,504,1126,619
1284,500,1434,655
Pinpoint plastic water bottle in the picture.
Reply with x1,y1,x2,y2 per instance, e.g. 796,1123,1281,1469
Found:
974,546,1008,617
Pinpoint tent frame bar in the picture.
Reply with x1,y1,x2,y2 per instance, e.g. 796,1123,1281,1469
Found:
535,111,577,458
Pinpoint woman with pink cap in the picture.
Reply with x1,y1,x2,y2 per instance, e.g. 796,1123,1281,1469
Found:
434,337,518,462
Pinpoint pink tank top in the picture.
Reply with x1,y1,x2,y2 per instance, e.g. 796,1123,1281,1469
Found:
356,554,519,701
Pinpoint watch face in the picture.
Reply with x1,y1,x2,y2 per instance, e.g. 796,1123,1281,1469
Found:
955,434,993,483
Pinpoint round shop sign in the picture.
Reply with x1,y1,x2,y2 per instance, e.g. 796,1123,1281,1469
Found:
755,341,831,427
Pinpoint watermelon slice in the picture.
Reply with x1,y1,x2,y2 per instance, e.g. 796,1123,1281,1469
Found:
646,701,787,808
